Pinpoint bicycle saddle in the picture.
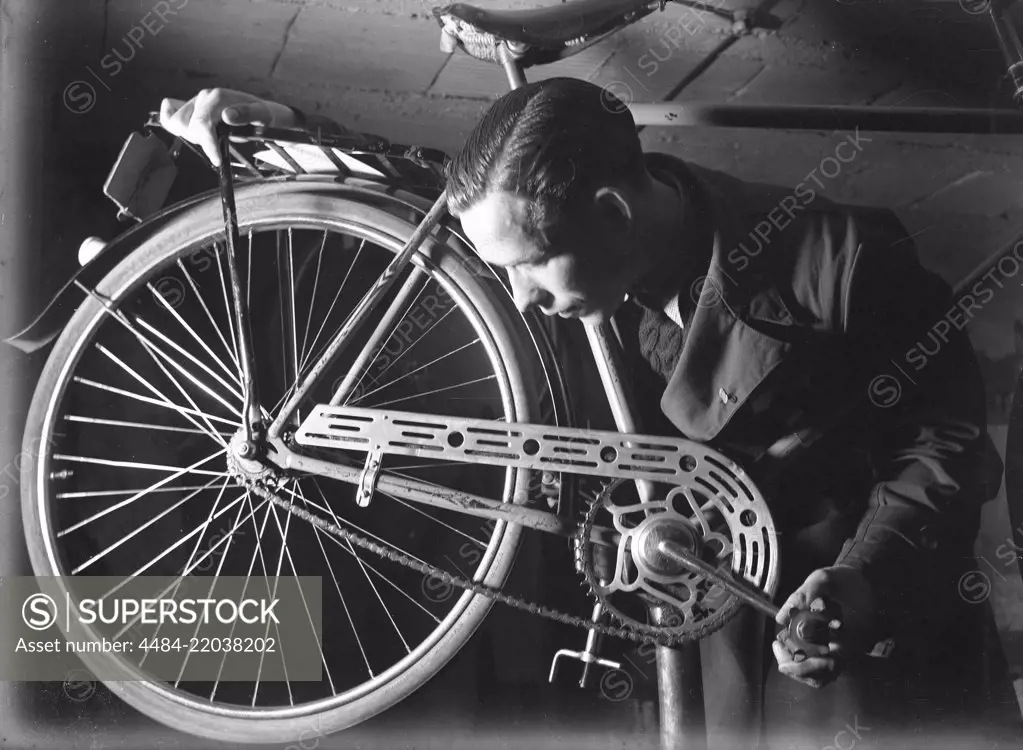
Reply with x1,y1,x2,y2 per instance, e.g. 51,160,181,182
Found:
435,0,657,47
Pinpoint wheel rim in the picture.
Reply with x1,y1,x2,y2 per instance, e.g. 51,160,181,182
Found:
29,215,531,723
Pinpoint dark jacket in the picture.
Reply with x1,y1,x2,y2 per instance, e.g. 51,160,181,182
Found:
621,153,1012,744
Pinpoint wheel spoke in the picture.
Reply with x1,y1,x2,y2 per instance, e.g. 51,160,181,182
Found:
104,330,242,419
175,475,235,581
331,267,429,407
352,338,480,403
251,495,296,707
367,374,497,408
338,275,458,406
134,316,245,402
301,481,411,657
237,488,294,707
110,488,254,642
266,497,336,697
247,231,254,310
378,489,489,549
279,229,300,395
299,231,329,366
86,306,238,443
166,483,244,678
56,484,222,500
55,449,229,539
372,300,461,382
384,460,476,471
274,229,302,428
63,414,234,437
278,485,432,570
299,239,366,374
177,257,242,380
83,487,252,586
69,475,229,574
137,475,233,667
73,376,240,429
148,275,242,391
211,498,275,703
80,299,238,444
300,481,375,680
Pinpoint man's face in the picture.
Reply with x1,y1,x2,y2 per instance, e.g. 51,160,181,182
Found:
458,189,630,326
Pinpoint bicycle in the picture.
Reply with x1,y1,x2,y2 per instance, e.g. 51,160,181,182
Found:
10,0,1023,745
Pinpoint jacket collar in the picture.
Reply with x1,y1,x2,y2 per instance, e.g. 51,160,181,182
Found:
632,154,763,316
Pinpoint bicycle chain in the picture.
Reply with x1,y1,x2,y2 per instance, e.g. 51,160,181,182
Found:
245,478,681,647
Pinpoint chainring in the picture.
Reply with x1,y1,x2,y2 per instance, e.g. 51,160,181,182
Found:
574,476,780,643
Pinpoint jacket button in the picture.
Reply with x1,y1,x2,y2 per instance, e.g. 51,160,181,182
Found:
919,525,938,551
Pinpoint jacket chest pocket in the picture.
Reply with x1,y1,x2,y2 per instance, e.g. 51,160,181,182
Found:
713,340,863,462
660,312,793,443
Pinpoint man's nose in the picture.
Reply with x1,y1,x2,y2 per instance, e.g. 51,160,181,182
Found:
508,269,550,313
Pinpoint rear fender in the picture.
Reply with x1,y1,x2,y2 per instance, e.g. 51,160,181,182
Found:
3,176,483,353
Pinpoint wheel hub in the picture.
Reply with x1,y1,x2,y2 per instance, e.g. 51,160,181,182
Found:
227,431,274,482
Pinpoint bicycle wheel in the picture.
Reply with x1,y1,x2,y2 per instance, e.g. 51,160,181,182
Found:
20,180,566,743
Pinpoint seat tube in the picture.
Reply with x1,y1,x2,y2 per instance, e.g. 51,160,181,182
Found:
583,321,657,503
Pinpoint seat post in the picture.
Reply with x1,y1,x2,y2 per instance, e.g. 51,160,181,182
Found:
498,44,527,89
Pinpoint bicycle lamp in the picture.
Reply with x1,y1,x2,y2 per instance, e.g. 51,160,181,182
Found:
78,236,108,266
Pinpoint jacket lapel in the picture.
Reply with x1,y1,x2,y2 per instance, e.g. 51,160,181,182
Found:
659,165,795,442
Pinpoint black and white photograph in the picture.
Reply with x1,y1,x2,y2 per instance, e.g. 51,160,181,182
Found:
2,1,1023,748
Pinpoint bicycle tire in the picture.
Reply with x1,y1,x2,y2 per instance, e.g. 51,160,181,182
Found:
20,179,567,743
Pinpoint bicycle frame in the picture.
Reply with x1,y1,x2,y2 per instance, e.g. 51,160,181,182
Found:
202,120,675,547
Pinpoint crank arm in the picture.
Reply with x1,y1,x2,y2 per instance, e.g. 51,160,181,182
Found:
657,539,778,619
271,438,621,548
657,539,834,654
658,540,895,659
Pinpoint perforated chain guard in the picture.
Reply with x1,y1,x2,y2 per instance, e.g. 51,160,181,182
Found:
291,404,781,642
298,404,766,493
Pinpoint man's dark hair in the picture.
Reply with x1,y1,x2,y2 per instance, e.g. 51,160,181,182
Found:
445,78,646,245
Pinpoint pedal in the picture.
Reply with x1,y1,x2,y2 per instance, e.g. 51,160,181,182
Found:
548,600,620,689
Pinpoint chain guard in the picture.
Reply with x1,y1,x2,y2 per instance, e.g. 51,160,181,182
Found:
262,404,783,645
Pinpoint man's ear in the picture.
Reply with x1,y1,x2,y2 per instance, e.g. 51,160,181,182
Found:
593,186,633,235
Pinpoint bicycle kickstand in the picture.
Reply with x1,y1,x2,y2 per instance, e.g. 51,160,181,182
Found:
548,597,621,688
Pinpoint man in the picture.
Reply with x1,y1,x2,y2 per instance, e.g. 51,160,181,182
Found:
161,80,1014,748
